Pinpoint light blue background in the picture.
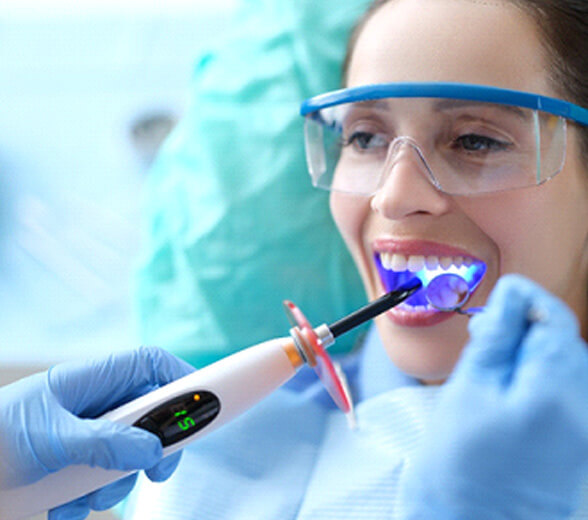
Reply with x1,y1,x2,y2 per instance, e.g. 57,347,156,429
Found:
0,2,236,364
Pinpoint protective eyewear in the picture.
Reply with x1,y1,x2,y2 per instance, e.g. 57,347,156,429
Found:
300,83,588,196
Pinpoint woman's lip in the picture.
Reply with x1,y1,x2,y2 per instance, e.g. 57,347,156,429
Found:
385,306,455,327
372,238,480,260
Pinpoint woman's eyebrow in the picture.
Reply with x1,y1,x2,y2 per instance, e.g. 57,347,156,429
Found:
349,100,388,111
349,98,530,121
432,98,530,119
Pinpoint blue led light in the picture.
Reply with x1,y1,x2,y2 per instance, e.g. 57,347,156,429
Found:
374,254,487,307
414,264,484,287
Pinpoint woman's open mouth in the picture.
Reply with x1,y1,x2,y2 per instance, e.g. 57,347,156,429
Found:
374,251,487,313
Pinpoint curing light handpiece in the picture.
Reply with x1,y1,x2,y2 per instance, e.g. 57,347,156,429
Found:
0,278,422,520
329,277,423,338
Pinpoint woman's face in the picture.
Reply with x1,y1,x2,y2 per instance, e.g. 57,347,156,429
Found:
333,0,588,382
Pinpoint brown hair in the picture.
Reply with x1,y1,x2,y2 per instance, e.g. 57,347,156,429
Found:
342,0,588,159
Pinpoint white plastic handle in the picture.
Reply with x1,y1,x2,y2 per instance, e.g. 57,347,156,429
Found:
0,337,298,519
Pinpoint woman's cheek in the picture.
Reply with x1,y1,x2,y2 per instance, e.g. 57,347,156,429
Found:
330,193,374,286
330,194,369,253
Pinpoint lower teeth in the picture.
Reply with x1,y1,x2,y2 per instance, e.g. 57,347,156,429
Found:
396,302,432,312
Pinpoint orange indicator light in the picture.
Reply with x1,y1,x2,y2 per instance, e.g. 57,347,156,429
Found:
193,394,201,401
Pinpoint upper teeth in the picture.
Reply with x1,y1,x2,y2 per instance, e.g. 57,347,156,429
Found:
379,253,474,272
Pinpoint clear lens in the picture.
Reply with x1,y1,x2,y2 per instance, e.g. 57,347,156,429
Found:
304,98,567,196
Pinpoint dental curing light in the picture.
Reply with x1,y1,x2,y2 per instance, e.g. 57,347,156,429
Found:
284,276,422,412
0,278,422,520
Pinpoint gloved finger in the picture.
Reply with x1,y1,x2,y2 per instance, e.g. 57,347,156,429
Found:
48,495,90,520
457,274,534,383
145,451,183,482
87,473,138,511
49,346,195,417
501,277,582,385
62,419,162,471
512,292,586,393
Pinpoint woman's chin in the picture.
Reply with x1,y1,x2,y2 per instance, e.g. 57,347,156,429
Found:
374,314,469,382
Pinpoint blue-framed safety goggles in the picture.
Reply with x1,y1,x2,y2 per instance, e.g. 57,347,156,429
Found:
300,82,588,196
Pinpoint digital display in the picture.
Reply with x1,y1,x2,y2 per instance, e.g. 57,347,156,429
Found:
134,391,221,447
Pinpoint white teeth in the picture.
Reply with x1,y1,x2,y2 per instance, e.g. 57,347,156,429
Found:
425,256,439,269
439,256,453,269
379,252,476,272
380,252,392,269
398,302,431,312
391,253,408,271
407,255,425,272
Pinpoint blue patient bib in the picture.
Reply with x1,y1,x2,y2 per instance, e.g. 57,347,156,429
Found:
295,386,441,519
120,325,588,519
122,383,441,519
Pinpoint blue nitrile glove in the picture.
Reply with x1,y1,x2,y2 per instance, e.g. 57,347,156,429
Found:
398,274,588,520
0,346,194,520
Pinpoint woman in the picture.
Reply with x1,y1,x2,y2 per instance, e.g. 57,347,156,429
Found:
302,1,588,517
321,0,588,383
122,1,588,519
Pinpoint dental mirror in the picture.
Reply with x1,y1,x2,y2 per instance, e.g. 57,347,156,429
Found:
425,273,484,316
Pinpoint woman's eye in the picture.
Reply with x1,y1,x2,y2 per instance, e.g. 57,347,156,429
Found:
454,134,512,153
345,131,387,151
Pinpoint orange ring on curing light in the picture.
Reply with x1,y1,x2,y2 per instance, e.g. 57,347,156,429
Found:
283,300,351,413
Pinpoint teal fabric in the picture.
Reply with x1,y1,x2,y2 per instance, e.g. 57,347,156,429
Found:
134,1,372,367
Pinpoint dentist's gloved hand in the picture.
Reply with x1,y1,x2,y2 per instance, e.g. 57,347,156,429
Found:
399,274,588,520
0,346,194,520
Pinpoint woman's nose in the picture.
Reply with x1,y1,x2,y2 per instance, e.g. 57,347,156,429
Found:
370,138,452,219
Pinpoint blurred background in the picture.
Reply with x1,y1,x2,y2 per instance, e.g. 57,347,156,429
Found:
0,1,368,516
0,0,236,375
1,3,236,517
